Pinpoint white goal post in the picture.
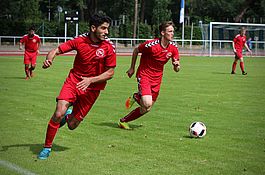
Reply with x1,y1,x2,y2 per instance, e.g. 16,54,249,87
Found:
209,22,265,57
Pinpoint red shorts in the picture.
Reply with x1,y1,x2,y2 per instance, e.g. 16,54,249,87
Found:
137,77,160,102
57,72,100,121
234,51,243,59
24,51,38,65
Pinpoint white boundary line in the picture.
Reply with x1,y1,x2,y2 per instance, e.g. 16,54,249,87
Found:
0,160,37,175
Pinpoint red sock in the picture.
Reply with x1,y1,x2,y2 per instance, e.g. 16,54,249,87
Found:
44,119,60,148
121,107,143,122
240,62,245,72
133,93,141,105
232,61,237,72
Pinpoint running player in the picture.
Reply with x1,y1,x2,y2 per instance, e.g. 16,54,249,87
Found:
118,21,180,129
38,13,116,159
19,26,41,80
231,27,252,75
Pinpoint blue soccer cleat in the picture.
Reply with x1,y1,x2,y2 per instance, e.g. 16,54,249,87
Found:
38,148,51,160
60,108,72,127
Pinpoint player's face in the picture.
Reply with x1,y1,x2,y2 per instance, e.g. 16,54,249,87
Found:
92,22,110,41
240,30,246,36
162,25,174,41
28,30,35,37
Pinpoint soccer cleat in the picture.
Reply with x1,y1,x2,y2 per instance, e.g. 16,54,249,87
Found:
38,148,51,160
242,71,247,75
25,76,30,80
125,96,136,109
125,93,141,109
231,71,235,74
118,121,131,130
60,108,72,127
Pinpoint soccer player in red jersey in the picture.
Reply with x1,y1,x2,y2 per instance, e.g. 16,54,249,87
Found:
118,21,180,130
38,14,116,159
19,26,41,80
231,27,252,75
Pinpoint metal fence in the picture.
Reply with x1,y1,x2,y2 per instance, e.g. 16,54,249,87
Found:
0,36,264,56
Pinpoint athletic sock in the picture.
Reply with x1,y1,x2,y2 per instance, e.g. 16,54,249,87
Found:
44,119,60,148
232,61,237,72
240,62,245,72
25,67,30,77
120,107,143,123
133,93,141,105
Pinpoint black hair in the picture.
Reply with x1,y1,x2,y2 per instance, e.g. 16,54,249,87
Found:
28,26,35,31
89,13,111,28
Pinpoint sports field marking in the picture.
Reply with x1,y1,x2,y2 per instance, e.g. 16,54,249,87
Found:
0,160,37,175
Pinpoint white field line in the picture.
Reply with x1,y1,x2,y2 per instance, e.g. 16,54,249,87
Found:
0,160,37,175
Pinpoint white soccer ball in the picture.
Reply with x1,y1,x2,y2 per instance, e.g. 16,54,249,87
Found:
189,122,207,138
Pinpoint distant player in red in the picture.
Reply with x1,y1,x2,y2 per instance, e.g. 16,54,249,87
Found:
231,27,252,75
118,21,180,130
19,26,41,80
38,14,116,160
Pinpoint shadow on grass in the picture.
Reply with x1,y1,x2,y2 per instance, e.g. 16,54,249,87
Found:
1,76,26,79
95,122,143,130
211,72,232,75
0,143,70,155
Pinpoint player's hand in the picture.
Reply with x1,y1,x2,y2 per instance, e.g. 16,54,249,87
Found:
76,76,93,91
173,60,180,72
42,60,52,69
126,68,135,78
19,46,23,50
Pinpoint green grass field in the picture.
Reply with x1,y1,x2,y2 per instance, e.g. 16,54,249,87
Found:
0,55,265,175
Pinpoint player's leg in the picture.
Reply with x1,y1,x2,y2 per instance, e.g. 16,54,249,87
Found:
66,90,100,130
38,100,71,160
125,92,141,109
239,57,247,75
24,64,30,80
119,95,154,129
29,52,38,77
24,51,31,79
231,54,239,74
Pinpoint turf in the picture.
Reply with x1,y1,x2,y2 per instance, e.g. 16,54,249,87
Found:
0,55,264,175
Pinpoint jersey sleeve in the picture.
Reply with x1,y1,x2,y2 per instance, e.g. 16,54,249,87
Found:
20,36,26,43
171,46,180,63
138,42,146,53
105,45,116,68
58,38,78,53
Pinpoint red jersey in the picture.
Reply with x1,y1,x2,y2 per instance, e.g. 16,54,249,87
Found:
20,34,41,52
58,33,116,90
136,38,180,82
233,34,246,52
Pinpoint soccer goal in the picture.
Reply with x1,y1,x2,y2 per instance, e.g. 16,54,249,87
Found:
208,22,265,57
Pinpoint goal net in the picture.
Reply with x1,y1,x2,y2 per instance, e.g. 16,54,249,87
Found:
207,22,265,57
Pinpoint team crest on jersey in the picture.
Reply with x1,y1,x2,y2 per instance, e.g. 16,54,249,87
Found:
32,39,37,43
96,49,105,57
166,52,172,58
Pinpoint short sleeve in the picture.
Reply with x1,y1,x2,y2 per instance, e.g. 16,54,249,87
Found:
105,45,116,68
20,36,26,43
58,38,78,53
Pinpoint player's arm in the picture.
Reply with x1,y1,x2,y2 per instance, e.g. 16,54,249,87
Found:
42,48,61,69
76,67,115,91
37,40,41,54
244,42,252,53
232,41,236,53
126,47,139,78
19,42,23,50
